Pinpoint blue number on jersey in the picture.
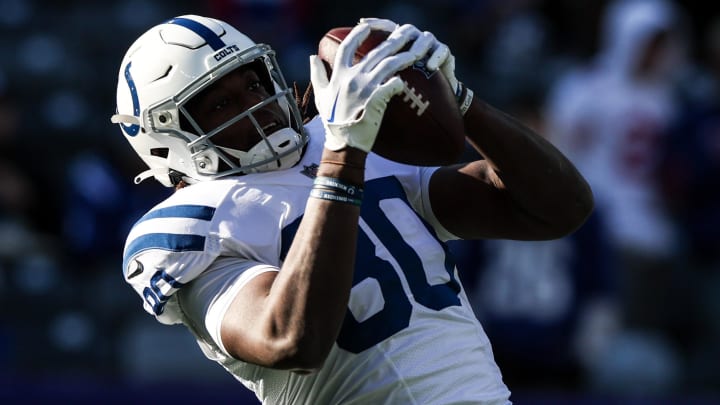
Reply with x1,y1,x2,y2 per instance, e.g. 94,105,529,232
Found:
281,176,461,353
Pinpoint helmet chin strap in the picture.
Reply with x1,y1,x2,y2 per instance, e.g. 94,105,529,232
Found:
219,127,302,173
134,167,170,184
110,114,140,126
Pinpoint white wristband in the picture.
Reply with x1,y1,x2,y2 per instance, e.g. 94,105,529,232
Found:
459,86,474,117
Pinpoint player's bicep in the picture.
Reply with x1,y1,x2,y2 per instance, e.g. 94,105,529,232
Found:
219,271,279,363
429,161,545,240
178,258,278,359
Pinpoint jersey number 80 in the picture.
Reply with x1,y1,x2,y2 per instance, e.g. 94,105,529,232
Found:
283,176,462,354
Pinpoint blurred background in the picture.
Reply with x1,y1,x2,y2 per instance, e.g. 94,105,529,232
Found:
0,0,718,403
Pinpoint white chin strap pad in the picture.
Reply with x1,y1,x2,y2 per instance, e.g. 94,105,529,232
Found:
221,127,303,173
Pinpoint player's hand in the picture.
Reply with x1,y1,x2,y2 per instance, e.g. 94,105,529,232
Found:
426,42,460,97
310,21,433,152
360,18,461,100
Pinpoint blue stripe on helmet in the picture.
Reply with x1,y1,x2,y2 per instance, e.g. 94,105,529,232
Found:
167,17,226,51
121,61,140,137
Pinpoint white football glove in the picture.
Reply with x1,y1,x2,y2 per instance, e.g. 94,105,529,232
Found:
360,18,461,97
310,21,434,152
426,43,460,96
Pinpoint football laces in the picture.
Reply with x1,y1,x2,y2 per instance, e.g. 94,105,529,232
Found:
400,81,429,116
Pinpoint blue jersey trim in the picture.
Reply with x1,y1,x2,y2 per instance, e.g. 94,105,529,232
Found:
137,204,216,223
123,205,216,271
123,233,207,271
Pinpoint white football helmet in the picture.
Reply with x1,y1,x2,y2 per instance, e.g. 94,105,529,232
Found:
111,15,308,187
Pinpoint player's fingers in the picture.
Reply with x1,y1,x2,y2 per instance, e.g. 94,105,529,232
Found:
359,17,397,33
371,76,405,107
374,28,433,78
309,55,330,89
361,23,422,73
335,23,371,69
426,42,450,72
390,23,423,42
407,31,434,61
366,50,416,88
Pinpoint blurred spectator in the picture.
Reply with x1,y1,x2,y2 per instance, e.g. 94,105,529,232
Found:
546,0,688,261
544,0,691,394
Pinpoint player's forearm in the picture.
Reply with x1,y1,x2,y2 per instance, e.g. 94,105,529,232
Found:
262,148,366,369
463,97,594,236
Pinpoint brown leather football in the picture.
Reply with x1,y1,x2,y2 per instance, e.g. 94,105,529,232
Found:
318,27,465,166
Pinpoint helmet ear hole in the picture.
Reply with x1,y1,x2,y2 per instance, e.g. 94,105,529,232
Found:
150,148,169,158
168,170,186,186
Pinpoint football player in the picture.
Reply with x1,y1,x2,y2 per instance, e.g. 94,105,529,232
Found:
112,15,593,404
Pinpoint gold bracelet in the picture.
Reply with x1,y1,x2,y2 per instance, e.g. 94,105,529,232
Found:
319,159,366,170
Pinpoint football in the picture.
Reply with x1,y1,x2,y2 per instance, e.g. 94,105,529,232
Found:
317,27,465,166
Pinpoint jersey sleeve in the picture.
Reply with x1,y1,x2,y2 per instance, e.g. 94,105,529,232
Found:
122,179,291,325
122,203,224,325
375,158,458,242
416,166,459,242
177,257,279,358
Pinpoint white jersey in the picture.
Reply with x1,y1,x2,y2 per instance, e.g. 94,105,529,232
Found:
122,117,511,404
